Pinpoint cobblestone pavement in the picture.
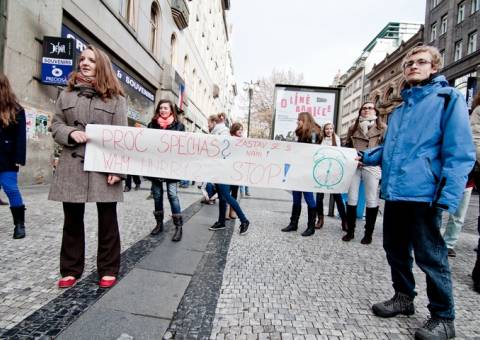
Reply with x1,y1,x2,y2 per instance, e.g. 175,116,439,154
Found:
210,189,480,340
0,182,203,331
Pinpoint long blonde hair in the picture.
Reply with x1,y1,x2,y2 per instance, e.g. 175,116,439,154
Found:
67,45,124,99
0,73,19,127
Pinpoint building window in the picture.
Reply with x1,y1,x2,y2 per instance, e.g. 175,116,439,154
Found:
430,22,437,41
457,2,466,23
472,0,480,13
468,31,478,54
120,0,137,28
170,34,177,69
149,2,160,53
454,40,463,61
431,0,440,9
440,15,448,34
440,49,445,66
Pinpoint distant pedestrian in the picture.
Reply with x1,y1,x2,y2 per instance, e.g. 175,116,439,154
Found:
470,90,480,294
148,99,185,242
49,45,127,289
281,112,319,237
363,45,475,339
343,102,386,244
209,114,250,235
315,122,347,231
0,73,27,239
124,175,141,192
228,122,244,219
441,180,474,257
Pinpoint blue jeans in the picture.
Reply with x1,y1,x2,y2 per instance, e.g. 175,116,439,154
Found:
383,201,454,320
0,171,23,207
216,184,247,223
292,191,316,208
205,183,216,198
151,180,181,214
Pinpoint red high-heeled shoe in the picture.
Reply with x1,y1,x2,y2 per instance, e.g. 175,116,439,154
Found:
58,276,77,288
99,277,117,288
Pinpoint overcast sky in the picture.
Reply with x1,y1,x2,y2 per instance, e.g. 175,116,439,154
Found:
229,0,426,115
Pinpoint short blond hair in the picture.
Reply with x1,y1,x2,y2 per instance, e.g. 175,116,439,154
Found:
403,45,443,70
208,114,218,122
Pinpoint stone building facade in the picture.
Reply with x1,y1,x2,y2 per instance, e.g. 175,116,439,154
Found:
0,0,236,184
335,22,421,137
425,0,480,102
366,26,424,121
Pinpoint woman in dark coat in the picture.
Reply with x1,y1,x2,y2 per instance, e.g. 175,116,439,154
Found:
148,99,185,242
0,73,27,239
49,45,127,289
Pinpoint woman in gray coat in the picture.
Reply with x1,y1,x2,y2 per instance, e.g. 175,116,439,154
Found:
49,45,127,289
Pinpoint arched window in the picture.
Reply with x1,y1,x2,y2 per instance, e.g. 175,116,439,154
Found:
170,33,177,70
149,2,160,54
374,95,381,106
385,87,394,102
120,0,137,29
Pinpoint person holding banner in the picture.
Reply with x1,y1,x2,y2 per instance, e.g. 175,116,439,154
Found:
281,112,319,237
209,114,250,235
49,45,127,289
342,102,386,244
0,73,27,239
315,122,347,231
148,99,185,241
227,122,244,219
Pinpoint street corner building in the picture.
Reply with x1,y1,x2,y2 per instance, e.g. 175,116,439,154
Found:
0,0,237,185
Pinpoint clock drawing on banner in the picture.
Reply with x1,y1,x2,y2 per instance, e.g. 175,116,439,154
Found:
312,148,346,189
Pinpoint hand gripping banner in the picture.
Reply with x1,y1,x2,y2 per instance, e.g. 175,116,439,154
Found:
84,125,358,193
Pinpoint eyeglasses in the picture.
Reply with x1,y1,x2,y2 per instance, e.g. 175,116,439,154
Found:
402,59,432,69
361,106,375,110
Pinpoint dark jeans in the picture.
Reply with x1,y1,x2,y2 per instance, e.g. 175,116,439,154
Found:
383,201,454,319
125,175,141,189
230,185,239,199
316,193,346,220
60,202,120,278
472,172,480,283
292,191,316,208
151,180,181,214
216,184,247,223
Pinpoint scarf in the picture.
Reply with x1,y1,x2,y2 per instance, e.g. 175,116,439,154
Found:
358,116,377,136
157,114,175,129
74,73,98,98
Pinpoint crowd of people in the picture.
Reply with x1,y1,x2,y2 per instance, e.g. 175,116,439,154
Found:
1,43,479,340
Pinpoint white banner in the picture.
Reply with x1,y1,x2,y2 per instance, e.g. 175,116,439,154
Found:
84,125,358,193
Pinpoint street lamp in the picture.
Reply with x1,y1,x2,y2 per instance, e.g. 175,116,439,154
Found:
243,80,260,137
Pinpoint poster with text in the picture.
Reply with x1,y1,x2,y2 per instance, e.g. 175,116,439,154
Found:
273,85,340,141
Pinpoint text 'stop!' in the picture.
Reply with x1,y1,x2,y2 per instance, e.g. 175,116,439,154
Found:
84,125,358,193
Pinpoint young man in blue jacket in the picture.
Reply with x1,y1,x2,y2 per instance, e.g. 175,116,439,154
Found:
362,45,475,340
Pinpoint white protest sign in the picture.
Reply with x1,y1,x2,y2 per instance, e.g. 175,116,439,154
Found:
84,125,358,193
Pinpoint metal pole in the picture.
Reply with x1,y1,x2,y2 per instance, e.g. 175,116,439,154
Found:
247,88,252,137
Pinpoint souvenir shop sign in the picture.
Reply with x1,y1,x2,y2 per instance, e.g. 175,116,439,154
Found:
41,37,75,85
84,125,358,193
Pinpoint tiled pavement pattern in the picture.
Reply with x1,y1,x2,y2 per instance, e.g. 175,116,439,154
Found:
210,190,480,340
0,183,202,331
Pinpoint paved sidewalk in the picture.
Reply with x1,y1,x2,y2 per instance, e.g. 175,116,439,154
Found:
0,187,479,339
209,189,480,340
0,183,202,332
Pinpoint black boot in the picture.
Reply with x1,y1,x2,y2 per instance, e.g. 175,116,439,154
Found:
151,211,164,235
301,207,316,237
342,205,356,242
11,205,26,239
361,206,379,245
282,204,301,232
172,214,183,242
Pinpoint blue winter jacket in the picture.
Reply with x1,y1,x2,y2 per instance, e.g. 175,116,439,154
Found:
362,75,475,214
